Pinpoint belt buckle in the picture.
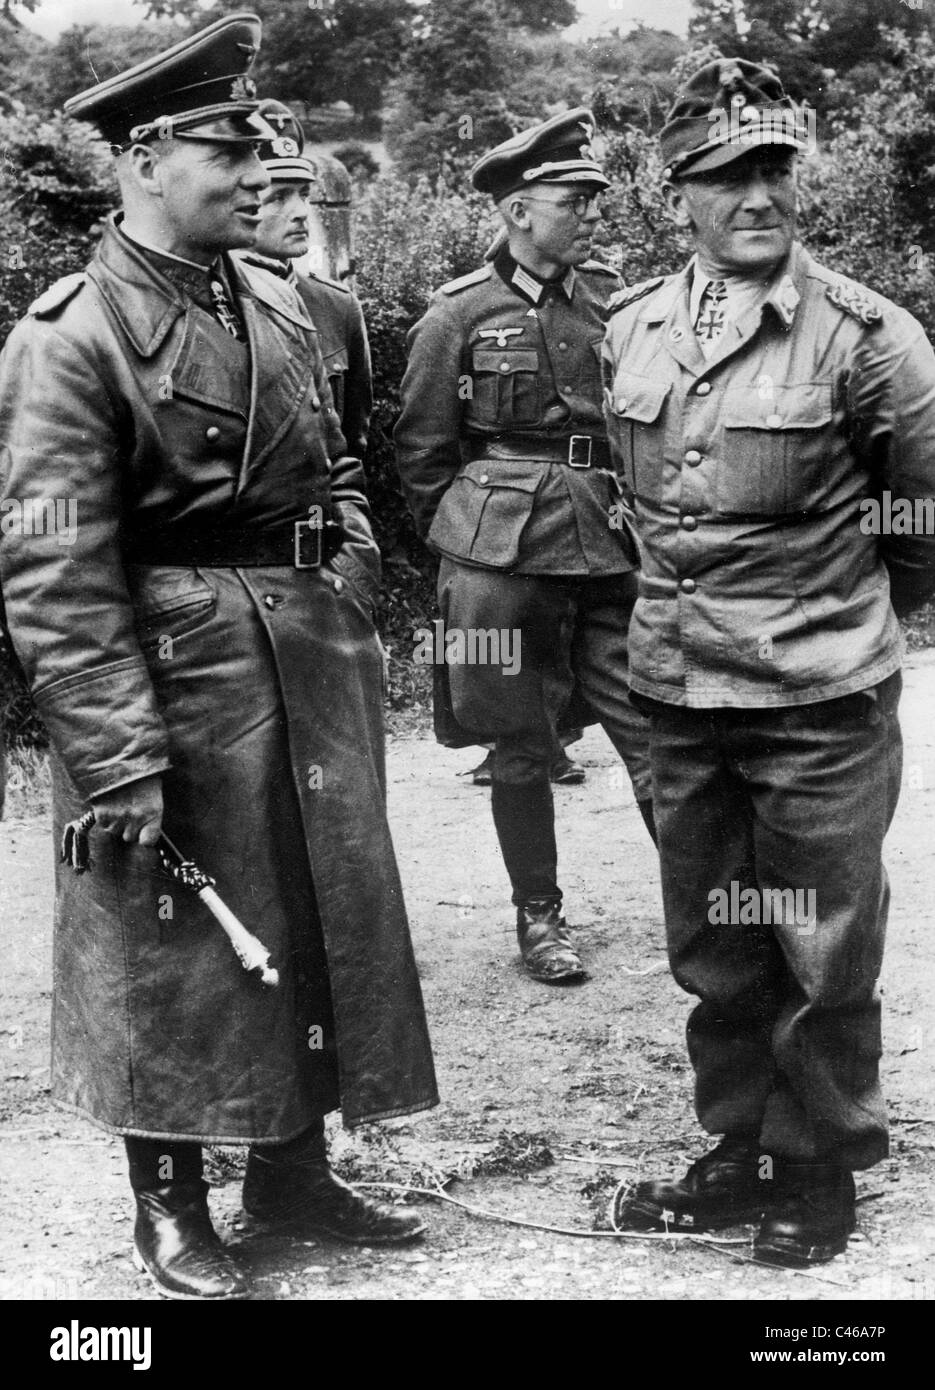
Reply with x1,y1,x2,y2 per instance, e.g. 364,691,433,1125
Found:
294,518,323,569
568,435,592,468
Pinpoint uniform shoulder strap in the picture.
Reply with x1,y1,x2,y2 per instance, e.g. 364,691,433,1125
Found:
307,270,351,295
438,263,494,296
27,273,86,318
822,272,884,327
606,276,667,316
579,258,619,278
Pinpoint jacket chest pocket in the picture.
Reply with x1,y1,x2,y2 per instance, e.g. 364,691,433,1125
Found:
470,348,542,427
718,383,834,517
604,371,670,501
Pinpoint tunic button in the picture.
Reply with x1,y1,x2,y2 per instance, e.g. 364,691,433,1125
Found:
205,426,220,442
766,413,783,428
695,382,712,396
681,514,697,531
499,361,511,373
332,577,344,594
479,473,489,484
263,593,284,610
685,449,702,465
680,578,697,594
558,341,568,350
616,398,628,412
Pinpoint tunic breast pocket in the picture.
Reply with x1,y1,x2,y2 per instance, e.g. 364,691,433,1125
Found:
470,349,541,427
718,383,834,517
604,371,670,502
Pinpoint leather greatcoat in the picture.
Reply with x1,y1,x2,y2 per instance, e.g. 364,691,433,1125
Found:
0,219,438,1140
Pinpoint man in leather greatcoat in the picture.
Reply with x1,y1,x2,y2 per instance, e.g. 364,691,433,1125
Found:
0,15,436,1301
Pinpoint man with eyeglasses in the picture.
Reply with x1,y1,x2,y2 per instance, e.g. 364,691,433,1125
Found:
395,109,654,986
604,57,935,1266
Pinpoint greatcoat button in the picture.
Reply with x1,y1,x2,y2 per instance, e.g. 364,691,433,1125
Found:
332,577,344,593
766,413,783,428
479,473,489,484
616,398,628,412
680,578,697,594
685,449,702,465
681,514,698,531
499,361,511,372
205,426,220,442
695,382,712,396
558,341,568,350
263,593,284,609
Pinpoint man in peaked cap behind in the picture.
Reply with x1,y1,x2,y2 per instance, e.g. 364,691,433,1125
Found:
395,110,655,987
0,13,437,1300
237,98,373,464
603,56,935,1265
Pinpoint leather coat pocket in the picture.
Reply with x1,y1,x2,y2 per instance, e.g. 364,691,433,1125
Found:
427,457,541,569
605,371,670,500
127,566,218,649
469,348,541,427
719,383,834,517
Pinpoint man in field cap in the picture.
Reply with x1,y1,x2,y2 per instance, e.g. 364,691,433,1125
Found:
0,12,436,1299
603,54,935,1265
238,98,373,463
395,109,654,987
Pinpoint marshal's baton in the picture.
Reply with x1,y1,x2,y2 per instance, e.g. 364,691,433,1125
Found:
60,809,279,988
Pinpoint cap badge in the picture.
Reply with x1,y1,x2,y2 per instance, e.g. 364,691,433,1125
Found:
230,74,256,101
271,136,299,157
478,327,524,348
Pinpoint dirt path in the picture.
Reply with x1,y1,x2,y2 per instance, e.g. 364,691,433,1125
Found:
2,656,935,1303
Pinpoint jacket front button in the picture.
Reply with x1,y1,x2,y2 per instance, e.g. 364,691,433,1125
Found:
616,397,628,411
681,514,698,531
680,577,697,594
205,426,221,442
695,382,712,396
685,449,702,465
479,473,489,484
766,413,783,428
263,593,285,610
499,361,511,372
332,576,345,593
558,341,568,350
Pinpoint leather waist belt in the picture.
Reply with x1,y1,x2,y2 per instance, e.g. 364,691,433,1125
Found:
126,518,344,568
469,435,611,469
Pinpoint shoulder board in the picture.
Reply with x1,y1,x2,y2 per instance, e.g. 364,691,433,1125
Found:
238,251,291,281
307,270,350,295
27,273,86,318
606,276,666,316
579,259,619,278
439,264,493,296
824,275,883,327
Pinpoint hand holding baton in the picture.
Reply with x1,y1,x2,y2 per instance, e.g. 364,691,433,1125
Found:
60,809,279,988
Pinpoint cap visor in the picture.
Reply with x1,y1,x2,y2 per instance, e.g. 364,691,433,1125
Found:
677,130,806,177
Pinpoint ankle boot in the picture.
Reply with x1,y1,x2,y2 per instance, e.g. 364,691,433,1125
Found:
132,1178,248,1300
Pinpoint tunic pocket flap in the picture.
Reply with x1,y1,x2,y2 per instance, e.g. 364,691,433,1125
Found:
724,383,833,430
608,372,670,423
472,349,540,374
457,457,542,492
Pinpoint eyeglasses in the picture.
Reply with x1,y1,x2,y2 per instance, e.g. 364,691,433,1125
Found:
522,191,606,217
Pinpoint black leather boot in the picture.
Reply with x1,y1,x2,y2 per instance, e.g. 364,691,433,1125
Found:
754,1163,856,1267
516,899,587,983
242,1148,425,1245
132,1179,248,1300
612,1136,770,1232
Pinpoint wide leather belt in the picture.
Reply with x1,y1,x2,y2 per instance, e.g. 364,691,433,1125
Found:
126,518,344,568
469,435,611,469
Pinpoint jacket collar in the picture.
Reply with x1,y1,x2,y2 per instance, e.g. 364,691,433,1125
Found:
494,245,576,305
89,215,313,358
